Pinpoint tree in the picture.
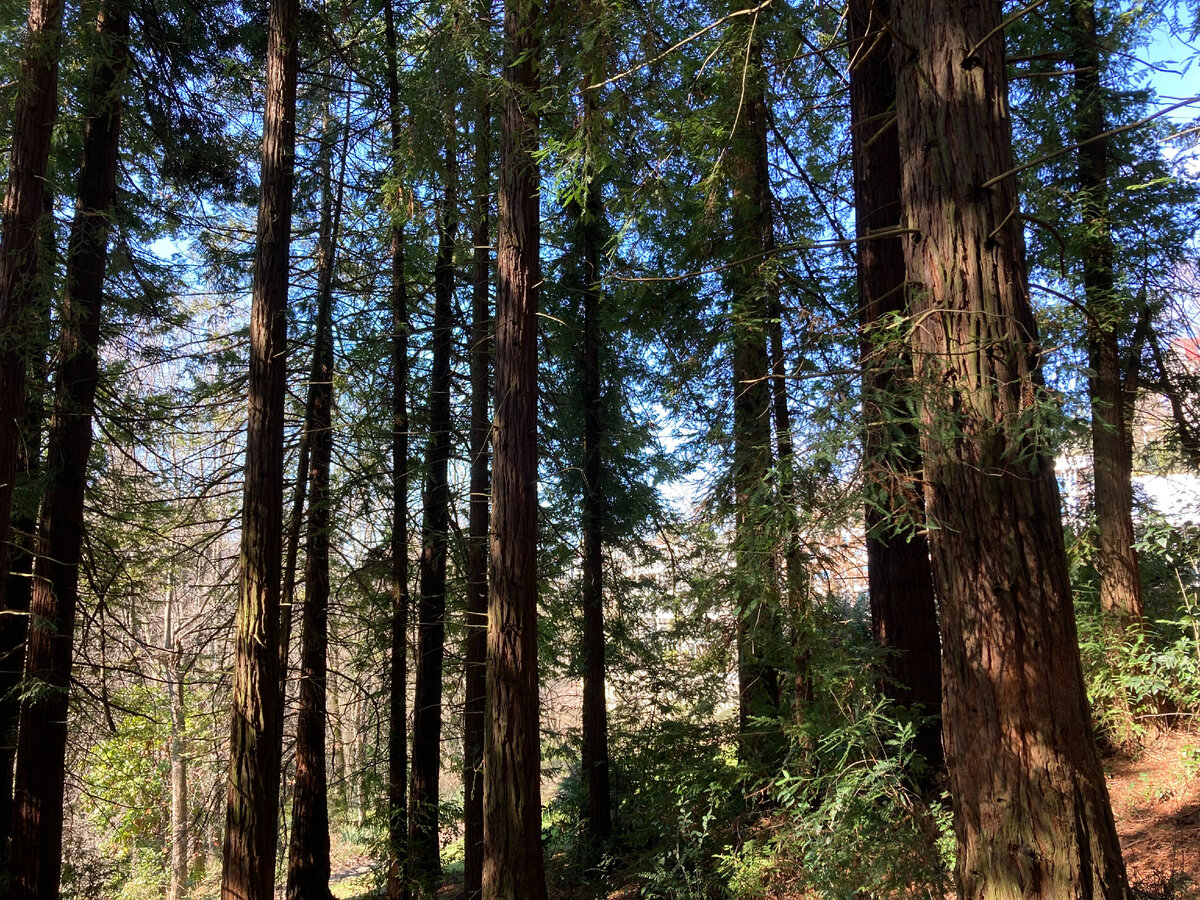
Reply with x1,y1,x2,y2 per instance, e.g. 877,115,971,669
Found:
285,84,348,900
483,0,548,889
0,0,65,793
409,118,458,890
9,3,128,895
892,0,1130,895
221,0,298,892
847,0,942,774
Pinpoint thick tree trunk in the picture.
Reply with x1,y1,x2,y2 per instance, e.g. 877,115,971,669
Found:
8,4,127,897
725,29,781,758
463,73,491,900
1070,0,1143,634
892,2,1130,896
384,4,411,895
574,126,612,842
0,0,64,626
409,137,458,890
847,0,942,774
483,0,547,890
285,94,347,900
222,0,297,892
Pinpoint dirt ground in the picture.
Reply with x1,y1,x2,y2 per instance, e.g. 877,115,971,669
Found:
1107,727,1200,897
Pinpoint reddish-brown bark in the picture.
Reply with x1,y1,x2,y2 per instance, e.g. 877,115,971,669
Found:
893,1,1131,895
9,3,127,896
483,0,548,890
848,0,942,774
222,0,297,893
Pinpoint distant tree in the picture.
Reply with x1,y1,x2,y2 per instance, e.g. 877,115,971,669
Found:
892,0,1130,895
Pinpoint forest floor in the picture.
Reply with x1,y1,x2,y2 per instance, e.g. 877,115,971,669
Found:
328,726,1200,899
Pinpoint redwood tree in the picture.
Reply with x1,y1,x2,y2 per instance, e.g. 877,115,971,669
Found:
221,0,298,891
848,0,942,774
482,0,548,889
8,3,128,896
892,0,1130,895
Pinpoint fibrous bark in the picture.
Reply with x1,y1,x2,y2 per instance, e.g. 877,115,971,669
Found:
892,1,1130,896
221,0,297,891
848,0,942,774
483,0,548,889
9,3,127,896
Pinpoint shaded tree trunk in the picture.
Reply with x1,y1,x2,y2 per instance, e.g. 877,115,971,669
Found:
8,4,127,896
847,0,942,774
482,0,548,890
409,133,458,891
462,64,491,900
285,90,348,900
0,4,65,825
892,1,1131,896
724,26,781,761
221,0,298,892
384,3,411,894
166,584,189,900
1070,0,1143,635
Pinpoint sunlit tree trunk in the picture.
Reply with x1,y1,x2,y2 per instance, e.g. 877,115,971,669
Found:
892,1,1131,895
848,0,942,774
482,0,548,889
221,0,297,891
166,583,189,900
9,4,127,896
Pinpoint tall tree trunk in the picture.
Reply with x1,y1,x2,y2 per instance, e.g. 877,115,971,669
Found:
463,60,491,900
166,583,189,900
725,25,781,762
409,132,458,890
8,3,127,896
384,2,411,894
848,0,942,774
222,0,297,891
0,216,50,872
0,0,64,634
285,90,348,900
573,94,611,842
483,0,547,890
892,1,1130,896
1070,0,1143,635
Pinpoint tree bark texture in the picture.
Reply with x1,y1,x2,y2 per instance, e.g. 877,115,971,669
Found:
166,586,190,900
409,139,458,889
9,4,127,896
848,0,942,774
463,74,491,900
222,0,297,892
892,2,1130,896
0,0,65,714
724,25,781,758
285,93,347,900
1069,0,1143,633
483,0,548,891
575,132,612,842
384,3,411,894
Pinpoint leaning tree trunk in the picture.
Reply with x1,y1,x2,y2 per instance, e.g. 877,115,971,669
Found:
221,0,297,892
463,58,492,900
285,88,348,900
409,134,458,890
8,4,127,897
892,1,1131,897
384,3,411,895
848,0,942,775
0,0,65,766
482,0,548,890
1070,0,1143,636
